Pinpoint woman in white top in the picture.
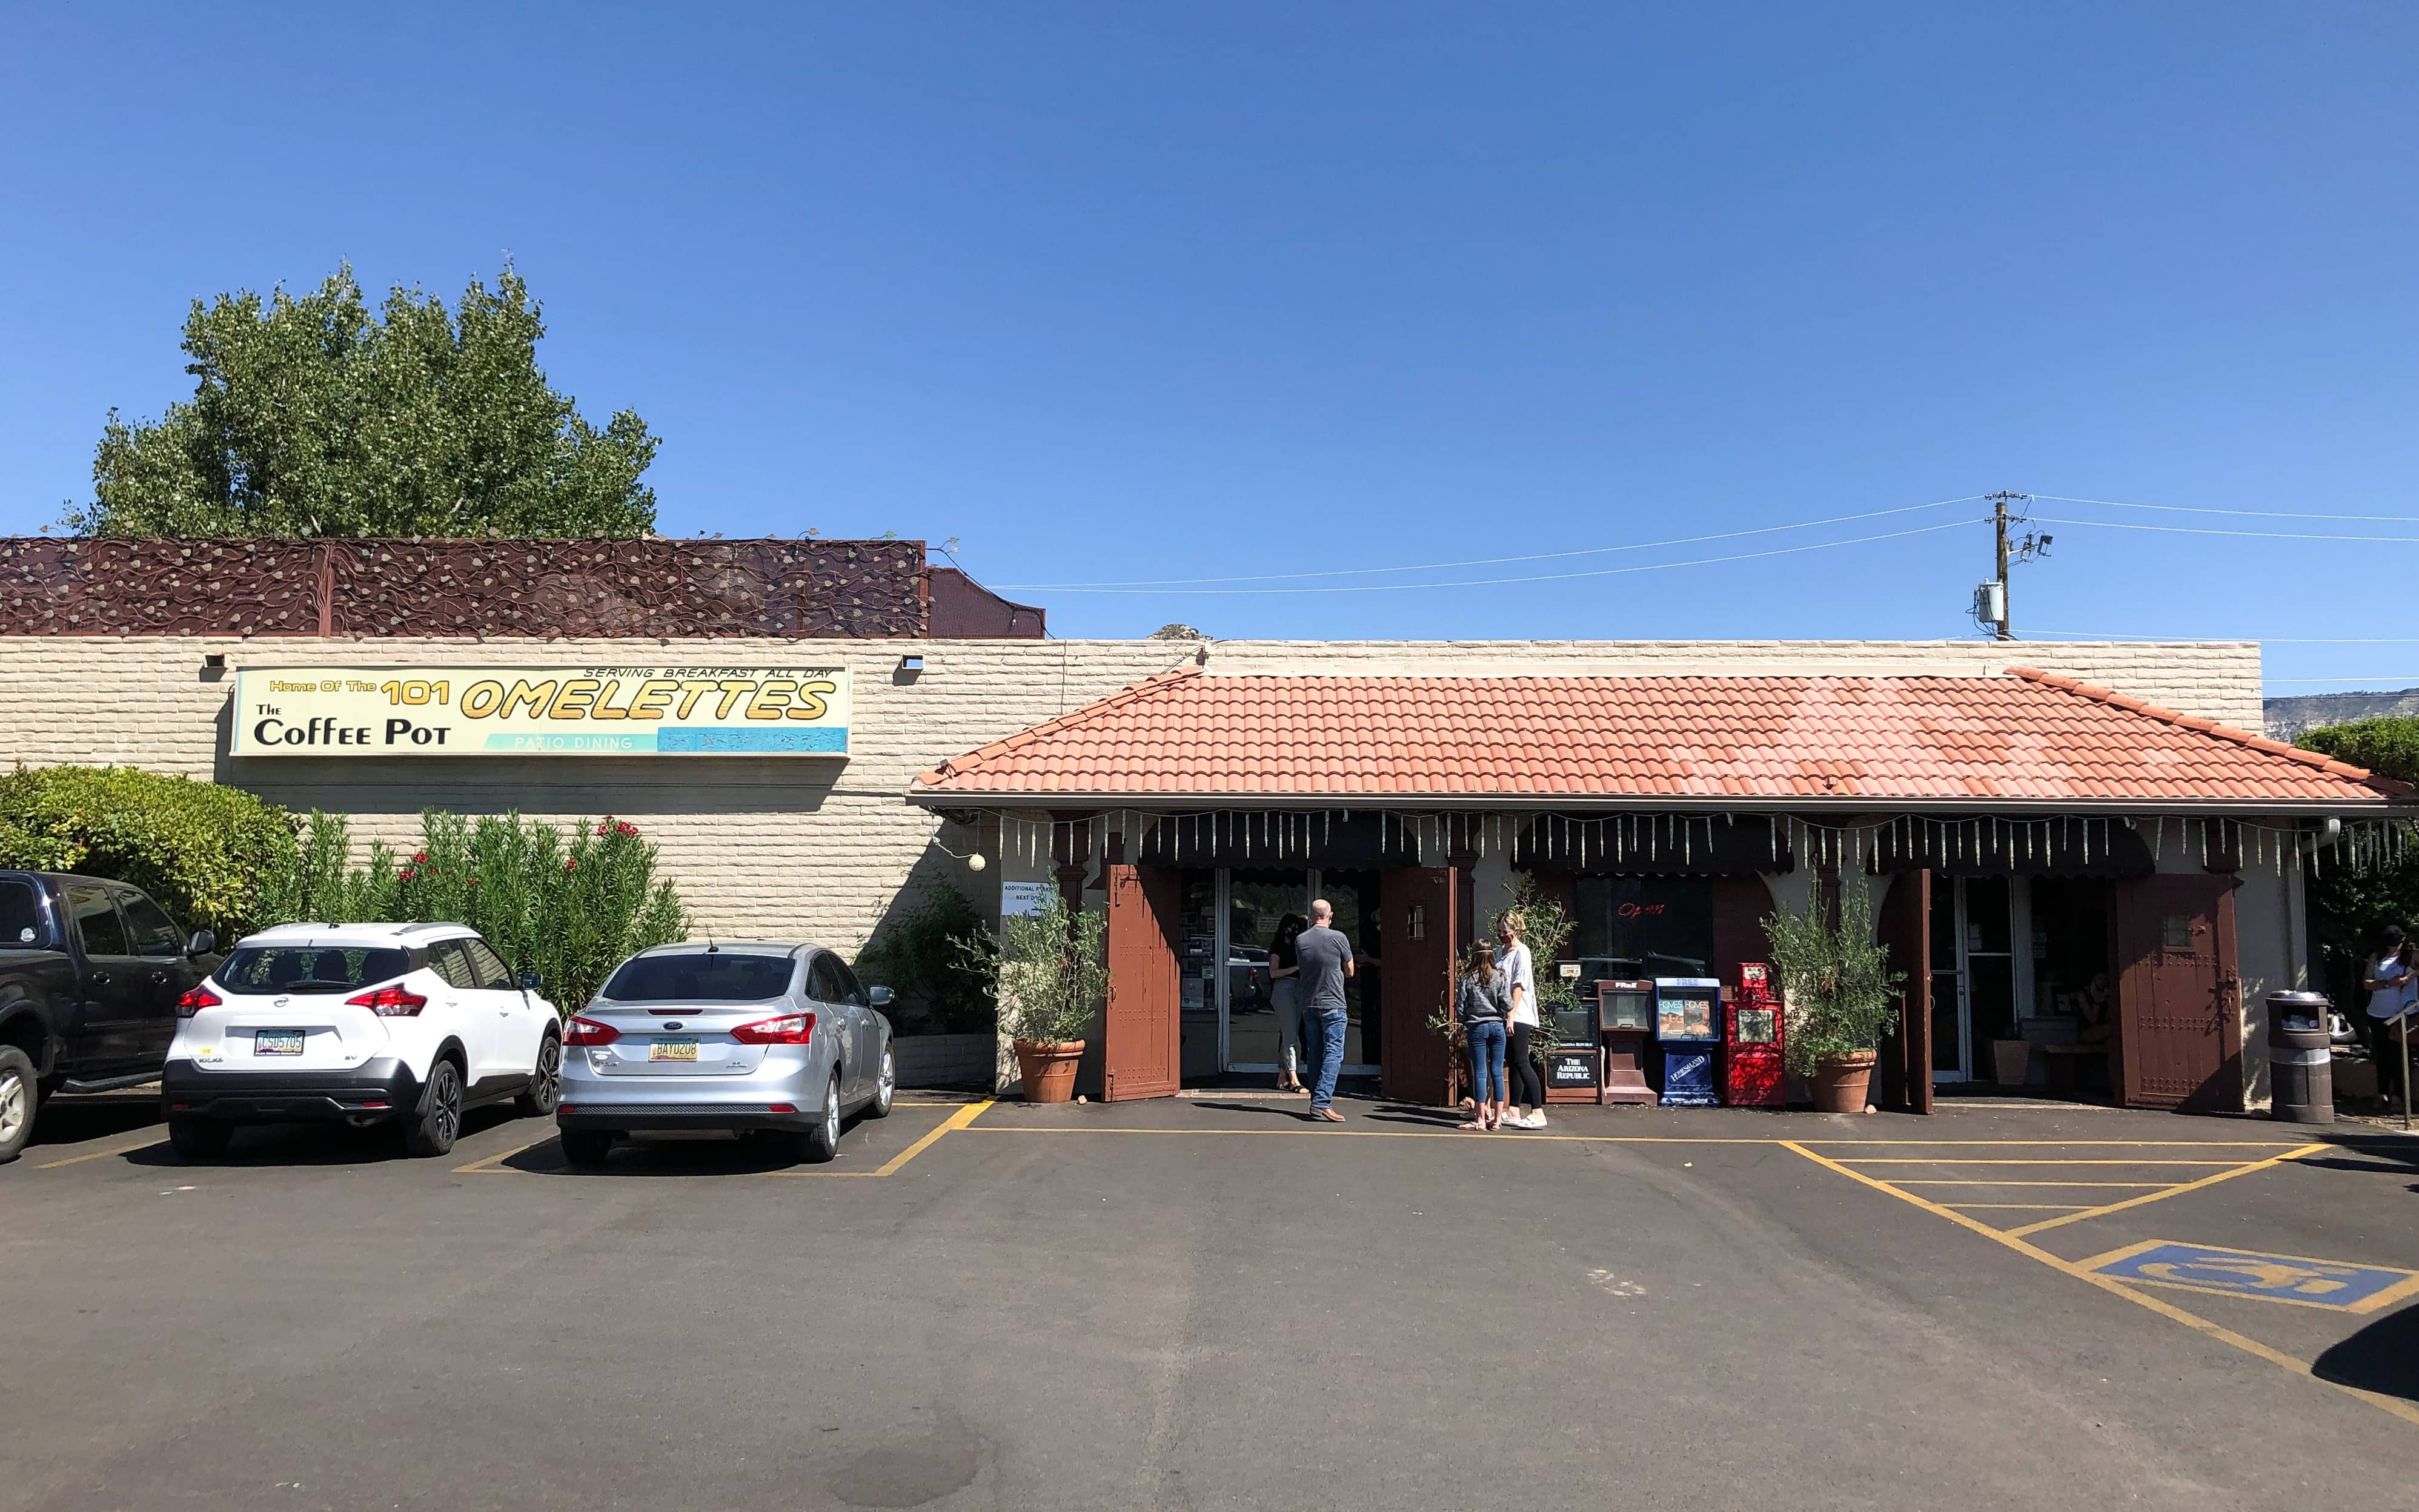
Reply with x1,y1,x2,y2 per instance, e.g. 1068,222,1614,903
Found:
2361,924,2416,1102
1496,911,1545,1129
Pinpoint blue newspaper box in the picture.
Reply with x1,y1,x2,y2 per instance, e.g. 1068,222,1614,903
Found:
1654,977,1722,1107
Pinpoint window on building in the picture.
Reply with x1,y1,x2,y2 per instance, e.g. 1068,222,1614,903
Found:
1569,876,1713,976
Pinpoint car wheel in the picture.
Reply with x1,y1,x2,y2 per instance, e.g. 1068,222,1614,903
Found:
559,1128,614,1167
515,1032,562,1117
403,1058,464,1158
803,1072,841,1164
865,1041,895,1119
167,1116,234,1161
0,1046,38,1163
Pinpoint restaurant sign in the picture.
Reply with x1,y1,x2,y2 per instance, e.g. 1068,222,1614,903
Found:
230,666,850,757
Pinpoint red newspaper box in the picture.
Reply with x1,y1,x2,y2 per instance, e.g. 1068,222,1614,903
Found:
1726,962,1785,1108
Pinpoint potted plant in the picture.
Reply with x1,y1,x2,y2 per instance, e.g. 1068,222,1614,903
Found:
1762,875,1904,1113
957,894,1106,1103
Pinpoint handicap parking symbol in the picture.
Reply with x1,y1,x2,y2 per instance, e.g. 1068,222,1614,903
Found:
2083,1241,2419,1314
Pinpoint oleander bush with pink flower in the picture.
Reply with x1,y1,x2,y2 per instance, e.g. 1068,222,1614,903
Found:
267,807,688,1010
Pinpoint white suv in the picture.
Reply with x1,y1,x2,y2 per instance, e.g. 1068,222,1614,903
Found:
161,922,562,1159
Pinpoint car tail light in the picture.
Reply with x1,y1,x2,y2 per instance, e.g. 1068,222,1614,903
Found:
563,1016,620,1047
766,1102,797,1113
346,985,428,1016
176,985,222,1018
731,1011,816,1046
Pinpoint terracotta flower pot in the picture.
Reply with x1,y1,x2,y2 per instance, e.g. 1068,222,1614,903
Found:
1808,1050,1878,1113
1012,1038,1085,1103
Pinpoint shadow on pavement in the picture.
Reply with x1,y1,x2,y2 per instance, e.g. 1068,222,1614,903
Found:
2314,1302,2419,1404
491,1118,883,1176
1190,1100,1323,1122
27,1094,162,1150
123,1104,528,1167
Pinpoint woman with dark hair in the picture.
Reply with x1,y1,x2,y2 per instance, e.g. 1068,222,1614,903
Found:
1456,941,1511,1131
2361,924,2416,1104
1268,913,1309,1093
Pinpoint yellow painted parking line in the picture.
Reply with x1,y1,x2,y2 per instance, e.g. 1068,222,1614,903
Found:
1837,1158,2255,1166
1940,1203,2091,1210
453,1133,559,1174
1799,1139,2310,1147
1894,1180,2171,1188
972,1125,1814,1142
1781,1139,2419,1431
871,1098,992,1176
35,1132,168,1169
2005,1145,2324,1238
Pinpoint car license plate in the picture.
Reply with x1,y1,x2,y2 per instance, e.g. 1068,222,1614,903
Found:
650,1039,699,1062
255,1030,305,1056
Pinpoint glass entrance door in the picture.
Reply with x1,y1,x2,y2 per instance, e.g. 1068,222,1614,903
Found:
1215,867,1379,1079
1931,875,2028,1084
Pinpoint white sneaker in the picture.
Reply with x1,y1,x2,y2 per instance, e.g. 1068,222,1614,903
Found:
1522,1113,1548,1129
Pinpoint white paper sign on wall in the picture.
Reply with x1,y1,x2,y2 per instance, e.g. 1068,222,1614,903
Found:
1001,880,1055,918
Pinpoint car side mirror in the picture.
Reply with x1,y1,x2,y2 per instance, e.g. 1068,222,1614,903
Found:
868,985,894,1008
187,929,216,957
519,969,544,991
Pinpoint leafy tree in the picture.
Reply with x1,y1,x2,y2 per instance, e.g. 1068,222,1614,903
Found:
2297,718,2419,1008
66,264,657,539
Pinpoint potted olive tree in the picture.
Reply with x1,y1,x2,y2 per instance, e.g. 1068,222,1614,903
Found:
1762,875,1903,1113
958,895,1106,1103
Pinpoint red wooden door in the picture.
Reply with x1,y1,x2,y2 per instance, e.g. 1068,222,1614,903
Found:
1103,864,1181,1101
2113,874,2242,1112
2119,870,2245,1108
1379,867,1458,1105
1874,870,1933,1114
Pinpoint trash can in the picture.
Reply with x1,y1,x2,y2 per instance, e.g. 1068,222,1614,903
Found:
2266,990,2335,1126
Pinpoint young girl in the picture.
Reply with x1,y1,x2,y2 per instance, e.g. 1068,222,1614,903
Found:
1456,941,1512,1132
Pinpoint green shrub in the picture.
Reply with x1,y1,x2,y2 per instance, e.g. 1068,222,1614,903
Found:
854,885,995,1035
0,764,299,937
270,809,689,1012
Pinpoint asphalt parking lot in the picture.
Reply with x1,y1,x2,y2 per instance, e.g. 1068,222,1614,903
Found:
6,1090,2417,1511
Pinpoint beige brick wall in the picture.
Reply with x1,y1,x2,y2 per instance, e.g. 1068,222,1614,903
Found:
0,637,2262,960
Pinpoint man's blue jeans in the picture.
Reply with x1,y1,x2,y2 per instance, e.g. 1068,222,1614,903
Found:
1309,1007,1349,1111
1465,1019,1507,1105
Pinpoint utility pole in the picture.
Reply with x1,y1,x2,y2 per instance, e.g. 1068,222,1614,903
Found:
1974,491,2048,641
1987,491,2019,641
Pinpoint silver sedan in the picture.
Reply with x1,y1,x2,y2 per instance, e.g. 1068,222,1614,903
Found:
556,942,895,1166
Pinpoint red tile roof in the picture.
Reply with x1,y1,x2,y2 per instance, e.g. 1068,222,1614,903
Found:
912,666,2406,808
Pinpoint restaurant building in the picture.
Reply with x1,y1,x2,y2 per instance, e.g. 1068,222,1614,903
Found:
3,535,2402,1113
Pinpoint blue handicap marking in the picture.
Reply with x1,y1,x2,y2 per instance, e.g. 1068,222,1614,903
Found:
2086,1241,2419,1313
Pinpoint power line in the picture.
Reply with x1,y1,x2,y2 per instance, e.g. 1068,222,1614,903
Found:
2035,494,2419,524
993,496,1985,589
2032,516,2419,545
1003,520,1971,595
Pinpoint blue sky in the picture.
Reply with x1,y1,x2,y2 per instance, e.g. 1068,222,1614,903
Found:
3,4,2414,688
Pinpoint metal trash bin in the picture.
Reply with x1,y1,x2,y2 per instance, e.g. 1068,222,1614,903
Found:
2266,990,2335,1126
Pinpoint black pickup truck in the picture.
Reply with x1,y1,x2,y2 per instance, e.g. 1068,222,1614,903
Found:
0,870,217,1162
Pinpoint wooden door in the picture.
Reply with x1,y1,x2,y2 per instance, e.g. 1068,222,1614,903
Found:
2113,874,2242,1112
1379,867,1458,1105
1103,864,1181,1101
1874,870,1933,1114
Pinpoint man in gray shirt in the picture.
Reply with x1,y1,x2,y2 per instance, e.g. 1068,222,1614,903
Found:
1294,899,1355,1121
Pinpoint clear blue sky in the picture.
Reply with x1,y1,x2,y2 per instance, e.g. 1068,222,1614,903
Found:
4,4,2414,688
